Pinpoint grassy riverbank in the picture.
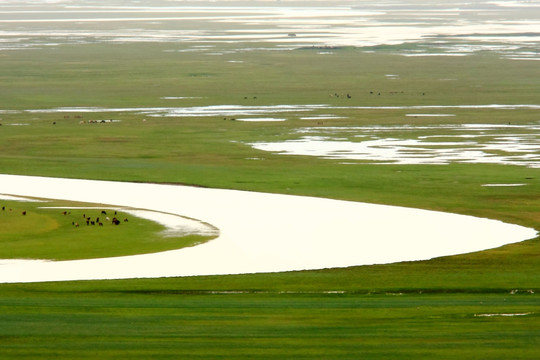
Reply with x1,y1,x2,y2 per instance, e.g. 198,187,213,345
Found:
0,199,216,260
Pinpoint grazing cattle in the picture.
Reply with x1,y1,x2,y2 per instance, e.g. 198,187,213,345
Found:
2,206,4,211
99,222,103,227
62,211,68,215
22,211,26,216
124,218,129,222
101,210,107,215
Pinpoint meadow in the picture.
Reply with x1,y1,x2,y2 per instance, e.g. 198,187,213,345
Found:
0,198,216,260
1,25,540,359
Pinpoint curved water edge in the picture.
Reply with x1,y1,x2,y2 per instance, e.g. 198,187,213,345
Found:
0,174,536,283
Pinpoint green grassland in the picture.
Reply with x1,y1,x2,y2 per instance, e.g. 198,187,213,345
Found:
0,199,215,260
1,41,540,358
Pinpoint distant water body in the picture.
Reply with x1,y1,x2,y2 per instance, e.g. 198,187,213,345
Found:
0,0,538,59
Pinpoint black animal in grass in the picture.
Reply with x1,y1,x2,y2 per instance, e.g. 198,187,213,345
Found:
72,211,127,227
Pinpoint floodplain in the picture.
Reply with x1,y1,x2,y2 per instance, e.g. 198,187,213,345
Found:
1,0,540,358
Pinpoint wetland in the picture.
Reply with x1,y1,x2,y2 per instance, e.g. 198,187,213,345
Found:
1,0,539,358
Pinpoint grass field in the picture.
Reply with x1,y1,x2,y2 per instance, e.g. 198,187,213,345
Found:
0,198,216,260
1,15,540,358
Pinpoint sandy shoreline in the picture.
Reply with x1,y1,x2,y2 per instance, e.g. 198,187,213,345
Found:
0,174,536,283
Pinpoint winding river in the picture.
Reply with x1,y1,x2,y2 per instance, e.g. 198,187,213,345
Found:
0,174,536,283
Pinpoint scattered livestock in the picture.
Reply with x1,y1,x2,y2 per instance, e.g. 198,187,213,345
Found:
367,90,424,96
306,45,339,50
57,116,121,125
0,206,131,228
62,210,129,228
330,93,353,99
70,210,128,228
1,205,16,213
84,119,118,124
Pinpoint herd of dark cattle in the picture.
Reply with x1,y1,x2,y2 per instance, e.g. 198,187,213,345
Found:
70,210,128,228
2,206,128,228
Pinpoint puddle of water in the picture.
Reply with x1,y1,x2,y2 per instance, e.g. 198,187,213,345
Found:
250,122,540,168
474,313,532,317
235,117,286,122
17,104,540,117
481,184,527,187
161,96,203,100
406,114,456,117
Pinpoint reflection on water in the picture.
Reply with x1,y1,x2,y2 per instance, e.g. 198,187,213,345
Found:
0,0,538,59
